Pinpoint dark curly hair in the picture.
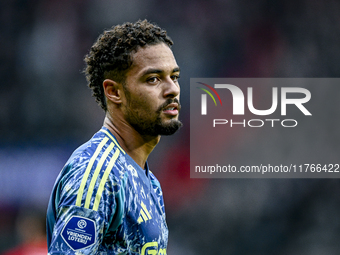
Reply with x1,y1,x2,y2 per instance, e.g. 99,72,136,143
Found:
84,20,174,111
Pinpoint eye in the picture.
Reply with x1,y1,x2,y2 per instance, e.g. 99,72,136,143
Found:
171,74,180,82
147,77,160,85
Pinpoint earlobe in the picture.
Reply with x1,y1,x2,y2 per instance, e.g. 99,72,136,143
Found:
103,79,122,104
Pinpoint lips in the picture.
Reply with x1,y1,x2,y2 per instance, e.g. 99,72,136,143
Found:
163,103,179,116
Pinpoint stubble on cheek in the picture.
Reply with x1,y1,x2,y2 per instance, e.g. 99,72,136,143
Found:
122,89,182,136
123,95,157,130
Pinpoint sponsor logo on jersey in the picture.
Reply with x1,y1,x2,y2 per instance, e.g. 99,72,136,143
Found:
77,219,87,229
137,202,152,224
141,242,166,255
61,216,96,250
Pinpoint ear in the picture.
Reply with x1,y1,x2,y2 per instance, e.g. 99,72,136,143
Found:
103,79,123,105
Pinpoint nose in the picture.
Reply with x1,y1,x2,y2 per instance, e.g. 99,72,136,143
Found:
163,77,180,98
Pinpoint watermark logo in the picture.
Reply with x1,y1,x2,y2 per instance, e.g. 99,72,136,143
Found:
194,80,312,128
190,78,337,179
199,83,312,116
196,82,222,115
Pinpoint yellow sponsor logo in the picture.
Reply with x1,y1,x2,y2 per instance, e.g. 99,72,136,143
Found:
141,242,166,255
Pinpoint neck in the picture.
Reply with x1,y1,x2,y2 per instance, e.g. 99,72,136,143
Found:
103,114,160,169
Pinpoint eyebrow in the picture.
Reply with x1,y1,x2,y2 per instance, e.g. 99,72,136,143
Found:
141,66,180,76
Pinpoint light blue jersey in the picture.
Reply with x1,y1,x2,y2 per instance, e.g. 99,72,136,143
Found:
47,127,168,254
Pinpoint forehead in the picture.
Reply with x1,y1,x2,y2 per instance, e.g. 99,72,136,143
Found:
127,43,178,77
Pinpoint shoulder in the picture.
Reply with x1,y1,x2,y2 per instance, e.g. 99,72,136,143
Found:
56,129,128,209
47,129,132,251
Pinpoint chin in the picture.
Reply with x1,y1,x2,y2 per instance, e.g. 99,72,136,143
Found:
157,119,183,136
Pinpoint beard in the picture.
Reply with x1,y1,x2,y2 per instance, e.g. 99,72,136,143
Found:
124,98,183,136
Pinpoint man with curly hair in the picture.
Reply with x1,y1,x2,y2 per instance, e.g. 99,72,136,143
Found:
47,20,181,254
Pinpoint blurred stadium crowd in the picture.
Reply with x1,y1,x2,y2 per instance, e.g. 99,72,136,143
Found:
1,0,340,254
